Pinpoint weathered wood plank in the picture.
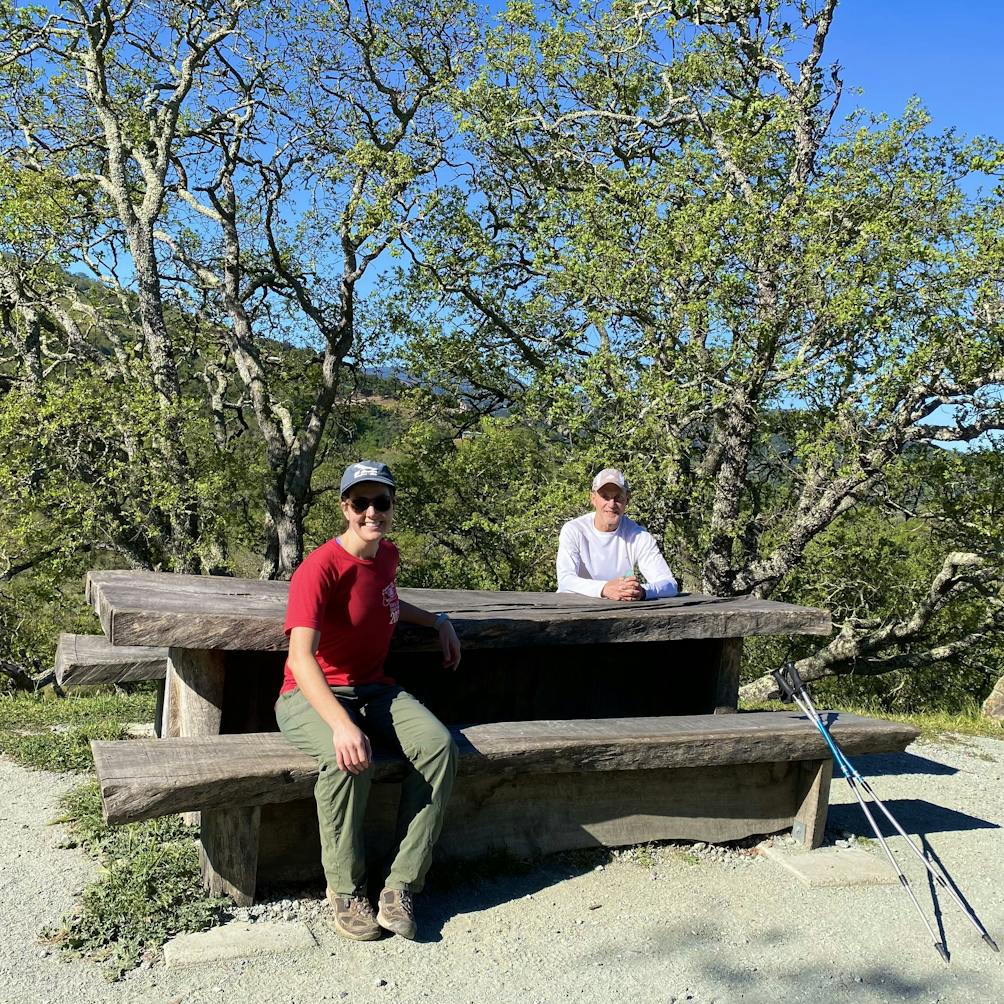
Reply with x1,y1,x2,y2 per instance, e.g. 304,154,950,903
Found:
256,761,845,885
713,637,743,714
200,806,260,907
85,570,831,651
791,758,833,848
167,648,226,738
54,633,167,687
92,712,917,825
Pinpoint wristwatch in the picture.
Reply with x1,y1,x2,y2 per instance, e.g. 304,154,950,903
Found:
434,611,450,628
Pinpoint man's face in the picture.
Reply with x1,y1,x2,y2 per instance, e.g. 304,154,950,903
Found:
591,484,628,531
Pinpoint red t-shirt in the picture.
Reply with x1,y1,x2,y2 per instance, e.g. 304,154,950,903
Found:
279,537,400,693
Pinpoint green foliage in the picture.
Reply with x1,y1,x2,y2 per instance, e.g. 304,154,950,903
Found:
1,0,1002,714
46,783,225,978
0,569,100,681
396,0,1004,699
390,412,587,590
0,364,251,573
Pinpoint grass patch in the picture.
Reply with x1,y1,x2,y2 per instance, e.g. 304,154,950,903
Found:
670,849,702,866
0,690,157,772
44,782,227,978
742,700,1004,742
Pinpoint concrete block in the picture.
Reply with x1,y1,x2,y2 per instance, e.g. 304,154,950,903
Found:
164,921,318,967
760,845,898,887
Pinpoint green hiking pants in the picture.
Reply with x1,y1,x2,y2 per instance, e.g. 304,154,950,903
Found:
275,684,457,896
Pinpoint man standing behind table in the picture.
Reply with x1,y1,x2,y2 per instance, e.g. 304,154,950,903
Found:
556,468,679,601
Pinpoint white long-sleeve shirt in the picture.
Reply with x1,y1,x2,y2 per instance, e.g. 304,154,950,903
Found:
556,513,678,600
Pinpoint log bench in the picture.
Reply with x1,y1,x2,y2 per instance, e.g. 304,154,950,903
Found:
56,633,169,734
91,711,918,906
55,633,168,687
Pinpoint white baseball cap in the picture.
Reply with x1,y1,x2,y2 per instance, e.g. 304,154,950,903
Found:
591,468,629,493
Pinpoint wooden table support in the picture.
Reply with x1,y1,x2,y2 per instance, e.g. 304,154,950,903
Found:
200,806,261,906
165,648,226,739
165,648,226,824
714,637,744,714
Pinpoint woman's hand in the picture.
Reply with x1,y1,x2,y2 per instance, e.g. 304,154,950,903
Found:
439,619,462,671
332,722,372,774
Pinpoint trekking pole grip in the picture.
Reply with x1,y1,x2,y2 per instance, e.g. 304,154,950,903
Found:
772,665,796,702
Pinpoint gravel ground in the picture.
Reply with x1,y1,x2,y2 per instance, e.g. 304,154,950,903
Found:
2,735,1003,1004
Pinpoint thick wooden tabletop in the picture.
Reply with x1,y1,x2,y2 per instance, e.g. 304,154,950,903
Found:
86,570,830,652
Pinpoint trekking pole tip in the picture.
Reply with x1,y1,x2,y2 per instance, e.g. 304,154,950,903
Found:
935,942,950,963
983,933,999,953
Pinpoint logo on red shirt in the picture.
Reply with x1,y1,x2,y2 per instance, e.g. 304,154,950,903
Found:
383,582,400,624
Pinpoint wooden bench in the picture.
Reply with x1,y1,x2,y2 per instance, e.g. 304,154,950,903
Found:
92,711,918,905
55,633,168,687
56,633,169,734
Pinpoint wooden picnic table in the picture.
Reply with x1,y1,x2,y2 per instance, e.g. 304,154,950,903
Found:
84,571,857,897
85,570,830,738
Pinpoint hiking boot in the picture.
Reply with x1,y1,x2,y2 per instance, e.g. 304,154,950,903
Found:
327,889,381,941
376,887,417,940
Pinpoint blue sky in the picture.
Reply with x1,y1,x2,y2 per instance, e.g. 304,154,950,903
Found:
827,1,1002,138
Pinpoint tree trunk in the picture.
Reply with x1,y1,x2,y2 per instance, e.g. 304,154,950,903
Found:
261,490,306,581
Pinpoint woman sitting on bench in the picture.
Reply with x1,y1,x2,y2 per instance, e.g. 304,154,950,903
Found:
275,460,461,942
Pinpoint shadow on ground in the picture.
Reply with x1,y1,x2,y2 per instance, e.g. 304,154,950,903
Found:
572,914,992,1002
848,750,958,777
827,799,999,839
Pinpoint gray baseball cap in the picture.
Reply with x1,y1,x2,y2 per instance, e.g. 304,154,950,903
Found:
340,460,396,496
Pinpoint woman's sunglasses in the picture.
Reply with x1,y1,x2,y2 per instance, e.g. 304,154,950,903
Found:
345,493,394,514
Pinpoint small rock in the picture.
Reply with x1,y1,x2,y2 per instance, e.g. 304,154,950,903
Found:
37,949,50,959
594,864,604,871
374,978,387,988
588,903,601,911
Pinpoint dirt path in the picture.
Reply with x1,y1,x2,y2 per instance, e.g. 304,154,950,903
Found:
2,735,1003,1004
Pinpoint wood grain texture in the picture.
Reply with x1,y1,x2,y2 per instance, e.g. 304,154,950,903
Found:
791,758,833,848
92,711,917,825
167,648,226,738
258,760,839,886
85,570,831,651
54,633,167,686
713,637,743,714
200,806,260,906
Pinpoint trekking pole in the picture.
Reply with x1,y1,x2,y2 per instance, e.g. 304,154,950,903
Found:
772,663,950,962
772,662,999,959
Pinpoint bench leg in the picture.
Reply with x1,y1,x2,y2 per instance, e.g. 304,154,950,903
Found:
791,758,833,848
200,806,261,906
